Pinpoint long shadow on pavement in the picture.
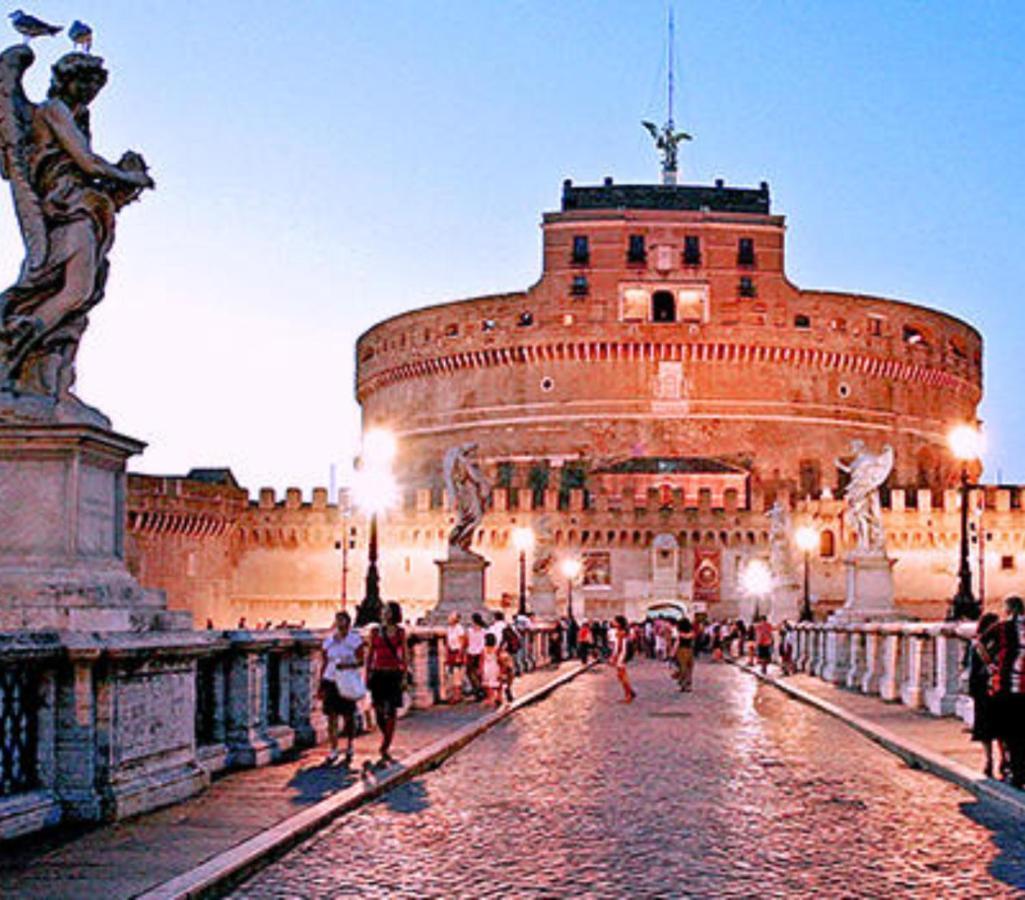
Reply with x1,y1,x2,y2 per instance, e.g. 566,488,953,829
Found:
959,799,1025,890
285,761,359,804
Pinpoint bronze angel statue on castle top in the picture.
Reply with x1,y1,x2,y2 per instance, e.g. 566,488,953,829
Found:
0,43,152,423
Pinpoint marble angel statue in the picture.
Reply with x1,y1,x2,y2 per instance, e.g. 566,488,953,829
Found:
836,441,894,553
0,44,153,420
443,442,492,555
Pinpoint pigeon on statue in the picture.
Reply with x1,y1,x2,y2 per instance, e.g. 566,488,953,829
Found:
8,10,62,43
68,19,92,52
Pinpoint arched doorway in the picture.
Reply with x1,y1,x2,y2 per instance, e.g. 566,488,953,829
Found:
652,290,676,323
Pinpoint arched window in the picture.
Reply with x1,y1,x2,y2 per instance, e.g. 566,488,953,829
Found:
820,530,835,558
652,290,676,323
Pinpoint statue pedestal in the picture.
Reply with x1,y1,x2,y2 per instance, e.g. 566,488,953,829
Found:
429,550,489,623
529,572,558,619
829,552,898,624
0,423,188,632
769,582,801,624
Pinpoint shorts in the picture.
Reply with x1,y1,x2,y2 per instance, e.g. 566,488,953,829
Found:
757,645,772,662
369,669,405,715
320,679,356,717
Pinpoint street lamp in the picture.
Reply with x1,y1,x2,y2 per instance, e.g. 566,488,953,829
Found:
512,527,534,617
561,557,581,620
351,428,398,627
795,525,819,622
948,423,983,621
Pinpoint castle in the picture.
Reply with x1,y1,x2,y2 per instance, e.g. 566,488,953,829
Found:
126,178,1022,626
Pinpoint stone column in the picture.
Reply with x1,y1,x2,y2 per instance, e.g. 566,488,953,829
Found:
287,636,320,747
822,627,851,685
924,625,962,716
878,626,903,702
860,626,883,695
900,629,927,709
54,647,102,822
410,637,434,710
845,628,866,690
225,635,276,768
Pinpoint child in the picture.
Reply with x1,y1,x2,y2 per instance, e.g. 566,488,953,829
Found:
482,633,502,707
499,638,516,704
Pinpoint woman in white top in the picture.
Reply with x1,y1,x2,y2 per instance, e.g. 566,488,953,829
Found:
611,615,637,703
320,610,364,766
445,612,467,702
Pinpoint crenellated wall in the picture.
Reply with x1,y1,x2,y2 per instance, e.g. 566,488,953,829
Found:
127,471,1025,628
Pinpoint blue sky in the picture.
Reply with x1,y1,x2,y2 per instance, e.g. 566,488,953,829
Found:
1,2,1023,490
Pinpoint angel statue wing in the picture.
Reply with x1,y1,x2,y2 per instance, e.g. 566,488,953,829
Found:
0,45,47,273
848,445,894,499
641,120,659,140
442,445,461,507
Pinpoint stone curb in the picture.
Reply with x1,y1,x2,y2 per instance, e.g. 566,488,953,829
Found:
727,659,1025,820
136,660,599,900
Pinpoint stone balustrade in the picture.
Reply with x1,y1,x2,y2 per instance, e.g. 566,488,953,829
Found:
0,621,558,842
794,620,975,721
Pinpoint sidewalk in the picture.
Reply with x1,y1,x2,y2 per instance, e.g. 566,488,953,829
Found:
730,659,1025,819
0,660,592,900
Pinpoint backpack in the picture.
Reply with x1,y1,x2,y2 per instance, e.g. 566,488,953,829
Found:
503,627,521,655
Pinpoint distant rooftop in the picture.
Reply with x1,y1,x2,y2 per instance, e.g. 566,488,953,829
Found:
595,457,749,476
185,468,241,488
561,179,771,215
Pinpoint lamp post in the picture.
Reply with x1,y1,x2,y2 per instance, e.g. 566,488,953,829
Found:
948,423,983,621
561,557,581,620
513,527,534,617
352,428,398,627
795,525,819,622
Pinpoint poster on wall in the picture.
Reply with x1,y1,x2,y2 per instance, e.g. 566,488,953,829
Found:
582,551,612,588
693,548,721,604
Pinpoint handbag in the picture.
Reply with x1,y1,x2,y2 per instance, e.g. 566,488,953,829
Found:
333,665,367,701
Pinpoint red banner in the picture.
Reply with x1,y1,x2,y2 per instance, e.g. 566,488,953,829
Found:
693,548,721,604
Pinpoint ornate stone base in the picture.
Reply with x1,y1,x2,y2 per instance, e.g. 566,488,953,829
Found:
429,551,489,623
0,423,187,632
828,552,898,624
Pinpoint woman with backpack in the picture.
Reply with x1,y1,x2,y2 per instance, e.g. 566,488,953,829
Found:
365,601,408,769
611,615,637,703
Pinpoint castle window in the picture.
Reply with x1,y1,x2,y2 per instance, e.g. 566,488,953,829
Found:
445,323,459,337
737,237,755,267
903,324,929,348
620,288,648,322
794,314,811,329
738,277,756,298
652,291,676,323
1002,555,1015,571
678,287,706,323
628,234,646,263
562,314,575,326
482,318,497,332
820,530,836,558
572,235,590,265
518,311,534,327
831,317,847,332
684,235,701,265
868,316,883,337
571,275,589,296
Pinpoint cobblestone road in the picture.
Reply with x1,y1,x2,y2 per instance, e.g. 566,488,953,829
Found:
235,660,1025,898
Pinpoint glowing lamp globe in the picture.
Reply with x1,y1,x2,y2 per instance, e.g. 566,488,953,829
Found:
513,527,534,553
795,525,819,554
948,424,983,461
561,558,582,580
